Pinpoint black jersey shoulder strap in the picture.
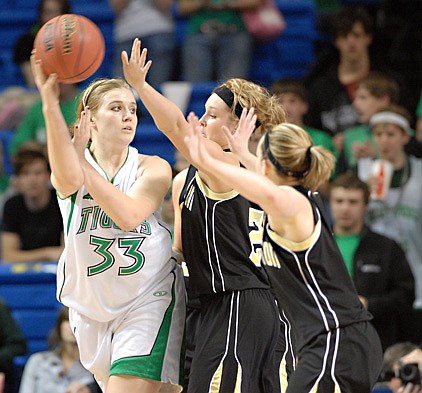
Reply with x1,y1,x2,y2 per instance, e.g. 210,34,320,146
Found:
179,164,197,205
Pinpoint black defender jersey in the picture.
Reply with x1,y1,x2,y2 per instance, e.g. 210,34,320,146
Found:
262,186,373,352
180,165,271,298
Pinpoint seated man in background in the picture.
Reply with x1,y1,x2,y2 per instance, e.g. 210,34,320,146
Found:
1,146,63,263
329,172,415,350
0,298,27,393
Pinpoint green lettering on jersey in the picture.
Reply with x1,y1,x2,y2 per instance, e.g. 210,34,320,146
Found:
118,237,145,275
87,236,115,275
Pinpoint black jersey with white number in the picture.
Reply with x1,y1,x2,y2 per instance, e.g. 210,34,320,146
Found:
262,186,373,352
180,165,271,298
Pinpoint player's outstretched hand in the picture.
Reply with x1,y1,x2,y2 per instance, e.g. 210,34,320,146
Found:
73,107,91,160
223,107,257,158
185,112,214,171
122,38,151,91
30,51,60,107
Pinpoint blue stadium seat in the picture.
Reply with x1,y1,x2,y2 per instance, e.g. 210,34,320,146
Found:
0,263,62,367
186,82,215,116
0,129,15,176
132,123,175,165
249,0,317,86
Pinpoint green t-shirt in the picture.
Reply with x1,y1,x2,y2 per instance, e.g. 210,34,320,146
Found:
315,0,341,11
343,124,374,170
9,96,79,156
0,175,9,193
343,124,416,171
416,93,422,117
187,7,245,35
335,233,361,278
305,126,337,158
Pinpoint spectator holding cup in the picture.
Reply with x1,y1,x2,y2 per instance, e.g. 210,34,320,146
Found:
365,104,422,346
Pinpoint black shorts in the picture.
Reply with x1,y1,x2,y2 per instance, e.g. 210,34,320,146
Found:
286,321,383,393
188,288,280,393
275,305,296,392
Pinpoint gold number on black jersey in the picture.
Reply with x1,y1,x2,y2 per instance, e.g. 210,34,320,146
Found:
248,208,264,266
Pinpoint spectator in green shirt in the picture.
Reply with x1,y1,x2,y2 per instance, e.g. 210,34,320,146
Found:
337,72,400,174
270,77,337,158
9,83,79,157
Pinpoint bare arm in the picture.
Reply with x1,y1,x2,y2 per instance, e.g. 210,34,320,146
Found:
72,107,171,231
1,232,63,263
80,152,172,232
171,169,187,254
186,114,314,242
31,55,84,197
123,38,238,193
223,107,260,171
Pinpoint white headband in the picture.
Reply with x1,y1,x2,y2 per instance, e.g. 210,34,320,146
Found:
369,111,410,134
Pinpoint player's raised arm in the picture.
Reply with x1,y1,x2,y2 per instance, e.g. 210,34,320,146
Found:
30,54,84,197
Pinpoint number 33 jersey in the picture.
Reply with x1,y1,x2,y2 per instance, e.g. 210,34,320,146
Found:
57,146,174,322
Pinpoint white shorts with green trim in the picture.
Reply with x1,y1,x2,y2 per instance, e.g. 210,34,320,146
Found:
69,265,186,392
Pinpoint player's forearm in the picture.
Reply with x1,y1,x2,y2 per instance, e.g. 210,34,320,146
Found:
43,104,84,193
136,82,187,136
80,161,161,231
236,149,260,172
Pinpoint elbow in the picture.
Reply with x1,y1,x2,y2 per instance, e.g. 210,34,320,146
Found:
116,215,145,232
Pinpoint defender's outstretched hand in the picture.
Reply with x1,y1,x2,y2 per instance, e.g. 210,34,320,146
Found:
30,51,60,107
185,112,214,171
223,107,257,157
122,38,151,91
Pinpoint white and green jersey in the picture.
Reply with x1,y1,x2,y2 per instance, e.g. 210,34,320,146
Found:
56,146,173,322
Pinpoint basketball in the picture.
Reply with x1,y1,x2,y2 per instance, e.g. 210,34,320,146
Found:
33,14,105,84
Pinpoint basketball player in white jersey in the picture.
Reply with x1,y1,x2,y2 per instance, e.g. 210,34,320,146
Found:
30,57,185,393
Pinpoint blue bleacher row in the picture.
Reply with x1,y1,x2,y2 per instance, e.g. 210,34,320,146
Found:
0,263,61,392
0,0,317,171
0,0,317,90
0,81,219,174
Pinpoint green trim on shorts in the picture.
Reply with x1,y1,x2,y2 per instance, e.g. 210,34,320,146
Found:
109,277,176,382
179,323,186,384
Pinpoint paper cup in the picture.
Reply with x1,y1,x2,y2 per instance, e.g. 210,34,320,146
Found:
357,157,373,182
370,159,394,200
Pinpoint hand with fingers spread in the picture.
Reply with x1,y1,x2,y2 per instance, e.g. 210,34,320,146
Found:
122,38,152,92
73,107,91,160
223,107,257,158
185,112,214,171
30,51,60,107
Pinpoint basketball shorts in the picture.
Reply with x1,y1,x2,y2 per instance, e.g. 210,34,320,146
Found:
275,304,296,392
188,288,280,393
69,265,186,392
286,320,383,393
